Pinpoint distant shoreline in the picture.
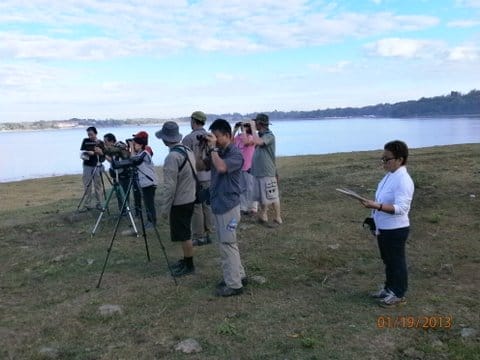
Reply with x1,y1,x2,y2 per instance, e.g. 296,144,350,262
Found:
1,114,480,133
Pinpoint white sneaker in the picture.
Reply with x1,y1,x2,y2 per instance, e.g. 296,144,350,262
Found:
379,290,407,308
370,287,389,299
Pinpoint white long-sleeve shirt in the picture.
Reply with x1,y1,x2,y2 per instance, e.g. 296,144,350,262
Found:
373,166,414,231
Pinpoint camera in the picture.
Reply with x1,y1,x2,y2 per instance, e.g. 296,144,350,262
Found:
112,151,146,169
235,121,251,128
196,134,211,145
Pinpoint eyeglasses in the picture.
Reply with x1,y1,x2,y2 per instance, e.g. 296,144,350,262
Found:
381,157,396,163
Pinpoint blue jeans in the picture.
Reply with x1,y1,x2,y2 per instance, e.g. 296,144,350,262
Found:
377,227,409,298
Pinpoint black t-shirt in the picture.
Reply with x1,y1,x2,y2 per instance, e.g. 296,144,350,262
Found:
80,138,105,166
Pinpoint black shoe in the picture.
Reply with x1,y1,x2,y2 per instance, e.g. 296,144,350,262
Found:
215,285,243,297
171,259,185,270
171,264,195,277
216,277,248,288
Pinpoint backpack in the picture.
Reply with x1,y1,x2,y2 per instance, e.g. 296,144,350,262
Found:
171,146,210,204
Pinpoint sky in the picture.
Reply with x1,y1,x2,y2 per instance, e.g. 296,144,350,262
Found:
1,0,479,123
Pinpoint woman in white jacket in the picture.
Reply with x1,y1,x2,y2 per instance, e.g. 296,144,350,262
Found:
361,140,414,308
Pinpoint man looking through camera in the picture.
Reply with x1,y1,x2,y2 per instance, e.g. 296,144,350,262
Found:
205,119,246,297
233,121,257,216
181,111,215,246
250,114,282,227
101,133,130,213
79,126,105,212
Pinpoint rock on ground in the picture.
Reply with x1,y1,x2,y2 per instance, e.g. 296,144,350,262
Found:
98,304,123,317
251,275,267,284
38,346,59,359
461,328,477,338
174,338,202,354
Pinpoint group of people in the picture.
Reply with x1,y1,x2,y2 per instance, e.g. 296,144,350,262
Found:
79,112,283,297
79,117,415,306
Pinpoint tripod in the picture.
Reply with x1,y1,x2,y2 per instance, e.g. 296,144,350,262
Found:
77,160,107,212
91,173,138,237
96,166,178,288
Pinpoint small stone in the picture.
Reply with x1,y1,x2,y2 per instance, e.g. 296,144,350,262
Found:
251,275,267,284
174,338,202,354
469,194,476,198
461,328,477,338
440,263,454,274
327,243,340,250
38,346,59,359
53,255,66,262
86,259,94,265
431,339,444,348
403,347,424,359
26,229,33,234
98,304,123,317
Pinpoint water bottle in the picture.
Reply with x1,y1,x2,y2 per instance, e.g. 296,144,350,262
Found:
227,218,237,232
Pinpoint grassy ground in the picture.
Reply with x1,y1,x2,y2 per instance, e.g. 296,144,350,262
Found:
1,144,479,360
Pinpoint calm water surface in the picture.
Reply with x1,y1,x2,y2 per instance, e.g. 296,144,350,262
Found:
0,117,479,182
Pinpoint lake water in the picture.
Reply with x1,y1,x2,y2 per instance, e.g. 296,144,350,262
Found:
1,117,479,183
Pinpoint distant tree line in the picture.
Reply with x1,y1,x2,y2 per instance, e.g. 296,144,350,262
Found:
245,89,480,120
1,90,479,131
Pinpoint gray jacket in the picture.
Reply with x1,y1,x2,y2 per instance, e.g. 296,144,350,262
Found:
135,151,158,188
158,144,196,215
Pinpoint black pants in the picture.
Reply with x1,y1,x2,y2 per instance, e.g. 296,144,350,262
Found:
115,176,130,213
377,227,409,298
141,185,157,225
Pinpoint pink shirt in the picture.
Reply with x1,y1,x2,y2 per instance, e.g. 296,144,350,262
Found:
234,134,255,171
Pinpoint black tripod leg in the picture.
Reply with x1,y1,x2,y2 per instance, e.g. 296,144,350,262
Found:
96,176,135,288
153,225,178,286
136,191,151,262
91,185,116,237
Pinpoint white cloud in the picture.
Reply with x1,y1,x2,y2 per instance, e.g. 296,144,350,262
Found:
447,19,480,27
365,38,445,59
448,45,480,60
456,0,480,8
0,1,440,60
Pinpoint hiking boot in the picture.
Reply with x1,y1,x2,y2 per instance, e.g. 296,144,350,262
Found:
216,277,248,288
171,263,195,277
379,291,407,308
170,259,185,270
192,236,212,247
215,285,243,297
370,287,390,299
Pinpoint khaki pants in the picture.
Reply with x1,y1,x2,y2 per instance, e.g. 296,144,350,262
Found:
82,165,104,207
191,180,215,239
214,205,245,289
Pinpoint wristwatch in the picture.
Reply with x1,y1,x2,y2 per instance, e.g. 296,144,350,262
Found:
209,147,219,153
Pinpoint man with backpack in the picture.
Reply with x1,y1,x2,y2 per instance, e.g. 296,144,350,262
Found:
182,111,215,246
155,121,197,277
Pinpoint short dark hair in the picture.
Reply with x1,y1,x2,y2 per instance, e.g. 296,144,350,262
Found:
86,126,97,134
384,140,409,165
209,118,232,137
104,133,116,142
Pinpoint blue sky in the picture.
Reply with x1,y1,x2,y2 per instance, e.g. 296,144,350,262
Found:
1,0,479,122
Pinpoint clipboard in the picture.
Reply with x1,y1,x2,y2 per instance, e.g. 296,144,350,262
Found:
335,188,369,202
